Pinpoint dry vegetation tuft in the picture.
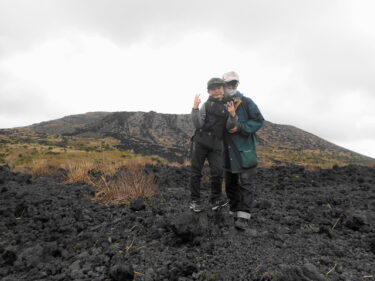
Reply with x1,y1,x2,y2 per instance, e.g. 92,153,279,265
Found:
29,158,158,205
92,164,157,205
28,159,57,177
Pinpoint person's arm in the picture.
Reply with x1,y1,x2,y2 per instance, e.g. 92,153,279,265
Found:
237,98,264,136
226,100,238,130
191,94,206,129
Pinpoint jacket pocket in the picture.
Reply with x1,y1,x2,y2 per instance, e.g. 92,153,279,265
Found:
195,132,215,149
239,149,258,169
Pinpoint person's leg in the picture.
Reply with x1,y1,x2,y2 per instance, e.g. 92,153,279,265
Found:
189,141,208,202
235,168,256,229
207,141,223,203
225,171,240,213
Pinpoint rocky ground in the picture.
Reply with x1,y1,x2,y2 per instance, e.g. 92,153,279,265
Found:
1,163,374,281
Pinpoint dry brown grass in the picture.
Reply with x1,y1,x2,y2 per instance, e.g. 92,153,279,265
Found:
93,164,157,205
304,164,322,172
28,159,62,177
60,160,98,184
12,154,159,205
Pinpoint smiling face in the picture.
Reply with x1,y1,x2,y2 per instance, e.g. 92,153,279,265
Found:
207,85,224,100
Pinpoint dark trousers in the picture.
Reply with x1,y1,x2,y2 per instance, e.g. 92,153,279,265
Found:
225,168,256,214
189,139,223,202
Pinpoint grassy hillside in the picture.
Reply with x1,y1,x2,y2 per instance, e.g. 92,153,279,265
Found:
0,129,166,169
0,130,166,204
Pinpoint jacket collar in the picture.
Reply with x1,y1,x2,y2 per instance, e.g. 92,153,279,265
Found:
233,91,243,99
208,95,223,102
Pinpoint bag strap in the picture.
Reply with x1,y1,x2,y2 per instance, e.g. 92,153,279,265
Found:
241,96,251,119
241,96,259,142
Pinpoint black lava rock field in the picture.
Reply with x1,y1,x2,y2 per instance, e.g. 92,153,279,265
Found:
1,163,375,281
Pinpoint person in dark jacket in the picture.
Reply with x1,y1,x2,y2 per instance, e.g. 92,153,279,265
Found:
222,71,265,230
189,77,236,212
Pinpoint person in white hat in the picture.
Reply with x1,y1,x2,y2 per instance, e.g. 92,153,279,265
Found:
222,71,265,230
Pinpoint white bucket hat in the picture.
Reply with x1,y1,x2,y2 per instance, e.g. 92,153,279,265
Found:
222,71,240,82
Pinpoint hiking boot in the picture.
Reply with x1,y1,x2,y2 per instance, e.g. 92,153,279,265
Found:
211,198,229,211
189,200,205,212
234,217,249,231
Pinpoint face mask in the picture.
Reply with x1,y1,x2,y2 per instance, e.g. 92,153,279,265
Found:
225,88,237,96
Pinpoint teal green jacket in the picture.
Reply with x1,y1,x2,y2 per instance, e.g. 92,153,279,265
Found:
224,92,264,173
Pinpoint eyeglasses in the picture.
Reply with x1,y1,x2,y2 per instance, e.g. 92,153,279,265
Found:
208,84,224,91
224,80,239,87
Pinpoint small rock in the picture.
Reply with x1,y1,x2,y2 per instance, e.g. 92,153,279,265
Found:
256,200,272,209
130,199,146,211
344,211,368,231
144,268,156,281
369,235,375,254
170,212,207,243
19,244,44,267
275,263,327,281
1,248,17,266
110,264,134,281
69,260,82,272
15,173,32,184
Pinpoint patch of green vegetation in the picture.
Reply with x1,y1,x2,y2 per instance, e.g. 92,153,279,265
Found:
148,155,164,164
38,140,58,146
15,153,35,165
0,152,6,163
73,141,116,152
207,274,217,281
45,151,60,155
94,158,104,164
121,150,136,159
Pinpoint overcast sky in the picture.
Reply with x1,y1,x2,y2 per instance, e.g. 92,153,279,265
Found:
1,0,375,158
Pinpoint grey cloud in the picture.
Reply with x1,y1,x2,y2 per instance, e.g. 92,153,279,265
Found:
296,26,375,94
0,1,339,55
0,0,208,56
302,114,375,142
3,0,372,94
2,1,374,96
0,71,61,122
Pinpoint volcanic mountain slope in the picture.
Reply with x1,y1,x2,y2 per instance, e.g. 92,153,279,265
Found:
1,164,375,280
67,111,193,162
21,111,374,166
27,112,112,135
